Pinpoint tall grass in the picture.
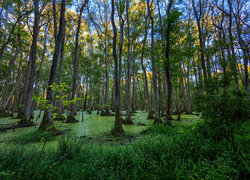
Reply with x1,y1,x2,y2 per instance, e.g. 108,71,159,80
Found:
0,121,249,179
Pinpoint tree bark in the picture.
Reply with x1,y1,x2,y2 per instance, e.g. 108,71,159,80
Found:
68,0,88,122
234,10,249,97
52,0,58,41
40,0,66,130
227,0,240,92
186,59,192,113
165,0,174,123
57,30,65,117
118,8,124,114
104,23,111,114
147,0,161,124
20,0,40,124
111,0,123,134
1,32,20,110
124,0,133,124
192,0,207,88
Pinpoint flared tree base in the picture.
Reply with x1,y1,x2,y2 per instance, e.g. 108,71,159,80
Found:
147,110,154,119
39,114,55,131
111,126,123,136
100,110,115,116
66,115,79,123
54,114,65,121
123,117,134,125
19,113,34,125
19,118,34,126
177,113,181,121
153,117,162,124
87,110,92,114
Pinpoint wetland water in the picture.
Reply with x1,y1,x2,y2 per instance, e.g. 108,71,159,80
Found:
0,111,199,149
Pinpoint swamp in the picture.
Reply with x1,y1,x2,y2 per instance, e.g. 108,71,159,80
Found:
0,0,249,179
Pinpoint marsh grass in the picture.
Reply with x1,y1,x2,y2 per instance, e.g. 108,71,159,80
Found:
0,120,249,179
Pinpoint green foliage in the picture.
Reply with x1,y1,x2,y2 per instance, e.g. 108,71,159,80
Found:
142,124,178,136
1,122,249,179
101,102,112,110
194,77,250,143
12,130,52,145
33,83,84,120
57,137,84,159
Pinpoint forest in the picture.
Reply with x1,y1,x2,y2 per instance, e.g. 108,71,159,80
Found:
0,0,249,179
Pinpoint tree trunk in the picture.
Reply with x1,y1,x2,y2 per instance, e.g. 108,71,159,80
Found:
124,0,133,124
132,54,136,113
165,0,174,124
111,0,123,135
104,29,111,114
192,0,207,88
40,0,66,130
68,1,88,122
186,59,192,113
20,0,40,124
158,70,163,115
235,17,249,97
140,14,153,119
147,0,161,124
57,29,65,117
52,0,57,41
1,34,20,110
227,0,240,92
118,8,124,114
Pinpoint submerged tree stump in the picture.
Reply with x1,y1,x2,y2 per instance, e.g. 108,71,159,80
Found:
66,115,78,123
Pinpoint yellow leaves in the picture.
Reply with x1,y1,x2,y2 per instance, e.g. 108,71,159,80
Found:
194,39,200,46
146,71,152,79
179,34,187,45
238,63,250,72
237,62,243,69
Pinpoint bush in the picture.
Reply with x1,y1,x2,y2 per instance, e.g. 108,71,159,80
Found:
194,79,250,143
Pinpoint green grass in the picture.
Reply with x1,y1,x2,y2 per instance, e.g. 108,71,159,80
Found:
12,130,52,144
0,121,249,179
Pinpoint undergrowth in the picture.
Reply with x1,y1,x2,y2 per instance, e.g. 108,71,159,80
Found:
0,121,249,179
12,130,56,145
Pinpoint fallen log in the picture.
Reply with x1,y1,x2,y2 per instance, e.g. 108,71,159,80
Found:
0,123,35,132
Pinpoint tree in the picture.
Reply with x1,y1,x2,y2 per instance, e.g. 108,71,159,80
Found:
147,0,161,124
164,0,174,123
111,0,123,134
40,0,66,130
124,0,133,124
20,0,40,124
67,0,88,123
